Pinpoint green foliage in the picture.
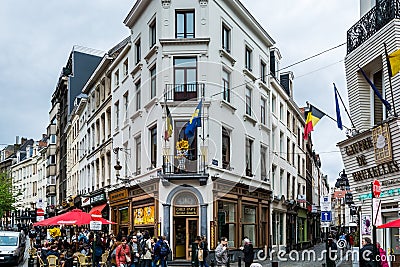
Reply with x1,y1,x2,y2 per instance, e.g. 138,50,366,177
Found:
0,172,16,218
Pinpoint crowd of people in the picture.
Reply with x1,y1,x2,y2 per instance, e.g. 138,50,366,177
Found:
28,226,172,267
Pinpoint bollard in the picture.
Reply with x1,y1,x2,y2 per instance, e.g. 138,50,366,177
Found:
272,261,279,267
237,256,241,267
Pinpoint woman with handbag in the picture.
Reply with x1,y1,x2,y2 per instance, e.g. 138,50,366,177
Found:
116,237,132,267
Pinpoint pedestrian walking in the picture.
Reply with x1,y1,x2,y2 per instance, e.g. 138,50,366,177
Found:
240,238,253,267
326,238,337,267
359,237,374,267
199,236,209,267
215,237,229,267
116,237,131,267
377,242,389,267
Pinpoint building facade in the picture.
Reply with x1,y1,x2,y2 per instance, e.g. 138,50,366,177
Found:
338,0,400,260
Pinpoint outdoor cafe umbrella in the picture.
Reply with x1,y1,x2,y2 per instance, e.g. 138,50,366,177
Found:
377,218,400,228
33,208,115,226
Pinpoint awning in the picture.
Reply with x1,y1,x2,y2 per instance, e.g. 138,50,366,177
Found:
89,203,107,215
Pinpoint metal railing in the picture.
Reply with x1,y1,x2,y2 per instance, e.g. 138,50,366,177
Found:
164,83,205,101
347,0,400,54
162,154,206,175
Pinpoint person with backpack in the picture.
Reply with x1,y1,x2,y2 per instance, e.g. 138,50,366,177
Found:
116,237,132,267
139,231,153,267
154,236,170,267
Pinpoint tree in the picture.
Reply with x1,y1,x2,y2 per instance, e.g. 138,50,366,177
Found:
0,172,17,218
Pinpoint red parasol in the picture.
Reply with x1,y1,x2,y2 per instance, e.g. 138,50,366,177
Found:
377,218,400,229
33,208,115,226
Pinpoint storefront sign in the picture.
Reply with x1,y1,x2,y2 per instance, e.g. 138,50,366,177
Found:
352,160,399,181
210,221,215,249
174,206,198,216
344,137,373,156
134,206,155,225
109,189,128,203
90,193,106,205
358,188,400,201
372,123,392,164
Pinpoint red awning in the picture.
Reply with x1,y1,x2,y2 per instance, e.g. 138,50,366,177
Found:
89,203,107,215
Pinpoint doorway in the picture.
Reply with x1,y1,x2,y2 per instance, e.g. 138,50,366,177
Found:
174,217,198,260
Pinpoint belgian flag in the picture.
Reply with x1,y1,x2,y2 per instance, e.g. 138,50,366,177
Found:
164,105,173,141
303,105,325,140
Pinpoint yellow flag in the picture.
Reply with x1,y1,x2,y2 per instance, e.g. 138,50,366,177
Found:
388,49,400,77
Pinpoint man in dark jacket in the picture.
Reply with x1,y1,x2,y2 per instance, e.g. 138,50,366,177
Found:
241,238,254,267
360,237,374,267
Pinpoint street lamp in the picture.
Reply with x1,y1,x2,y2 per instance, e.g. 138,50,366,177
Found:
334,170,353,234
113,147,131,182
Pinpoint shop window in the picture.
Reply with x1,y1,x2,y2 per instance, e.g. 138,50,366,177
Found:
218,201,236,247
119,207,129,223
242,205,257,244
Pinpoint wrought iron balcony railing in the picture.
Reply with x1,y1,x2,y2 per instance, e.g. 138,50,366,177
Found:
164,83,205,101
347,0,400,54
162,154,206,174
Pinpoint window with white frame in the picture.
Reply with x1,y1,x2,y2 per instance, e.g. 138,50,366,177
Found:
114,70,119,86
261,60,267,83
135,80,141,111
114,101,119,129
271,94,276,114
135,136,141,175
245,138,253,177
222,23,231,52
123,59,129,77
123,91,129,121
245,87,252,116
261,146,267,181
176,10,195,38
261,98,266,124
150,66,156,99
222,68,230,102
149,19,156,47
135,38,141,65
245,46,252,71
222,127,231,169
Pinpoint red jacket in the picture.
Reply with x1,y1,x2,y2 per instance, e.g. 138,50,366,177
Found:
116,244,131,266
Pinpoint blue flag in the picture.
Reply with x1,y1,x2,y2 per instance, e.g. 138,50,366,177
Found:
359,67,391,111
185,100,202,138
334,84,343,130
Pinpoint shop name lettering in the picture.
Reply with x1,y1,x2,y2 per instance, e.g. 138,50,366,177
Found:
359,188,400,201
111,192,126,200
352,160,399,181
345,137,373,156
354,178,400,193
175,207,197,215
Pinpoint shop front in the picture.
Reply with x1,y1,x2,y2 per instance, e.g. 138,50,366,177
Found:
129,180,159,238
109,188,130,235
213,180,271,258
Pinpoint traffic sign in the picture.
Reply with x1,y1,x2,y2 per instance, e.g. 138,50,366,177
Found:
373,179,381,198
321,211,332,222
320,196,331,211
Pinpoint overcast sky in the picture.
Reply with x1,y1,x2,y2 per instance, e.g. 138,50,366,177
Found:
0,0,359,185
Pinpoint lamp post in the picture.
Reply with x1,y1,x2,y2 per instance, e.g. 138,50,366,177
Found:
334,170,353,235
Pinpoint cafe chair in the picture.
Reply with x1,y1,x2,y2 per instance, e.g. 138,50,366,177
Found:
37,255,46,267
99,251,109,267
47,255,58,267
76,253,91,267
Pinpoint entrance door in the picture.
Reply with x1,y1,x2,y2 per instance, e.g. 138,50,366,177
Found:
174,217,198,260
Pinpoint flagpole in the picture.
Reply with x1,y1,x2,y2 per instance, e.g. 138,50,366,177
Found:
201,84,205,175
384,43,397,117
333,83,356,129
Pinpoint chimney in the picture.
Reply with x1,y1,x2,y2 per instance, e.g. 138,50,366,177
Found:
15,136,19,145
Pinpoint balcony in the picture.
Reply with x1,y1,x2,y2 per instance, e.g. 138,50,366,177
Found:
161,154,208,185
46,185,56,196
347,0,400,54
46,164,57,176
164,83,205,101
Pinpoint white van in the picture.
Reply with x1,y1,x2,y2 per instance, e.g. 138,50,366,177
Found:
0,231,26,264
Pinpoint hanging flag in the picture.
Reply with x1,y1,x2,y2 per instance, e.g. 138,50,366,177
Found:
386,48,400,77
185,100,202,138
164,104,173,141
359,67,391,111
303,105,325,140
334,84,343,130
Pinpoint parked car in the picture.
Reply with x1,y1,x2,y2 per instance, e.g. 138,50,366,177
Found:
0,231,26,265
